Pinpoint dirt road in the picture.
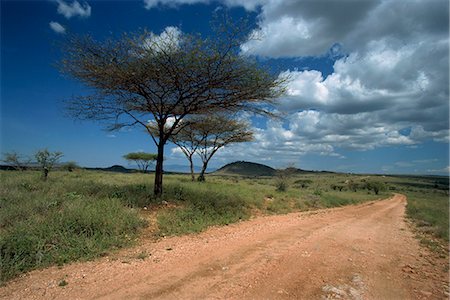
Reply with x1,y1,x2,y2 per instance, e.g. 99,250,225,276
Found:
1,194,448,299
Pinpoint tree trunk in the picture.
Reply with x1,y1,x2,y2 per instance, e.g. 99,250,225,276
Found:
153,141,165,197
42,167,49,181
189,156,195,181
197,163,207,182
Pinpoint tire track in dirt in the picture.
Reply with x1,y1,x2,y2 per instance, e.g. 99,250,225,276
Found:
1,194,448,299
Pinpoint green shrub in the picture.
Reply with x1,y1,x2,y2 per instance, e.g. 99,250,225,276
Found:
157,186,249,236
266,198,291,214
275,179,288,192
365,181,386,195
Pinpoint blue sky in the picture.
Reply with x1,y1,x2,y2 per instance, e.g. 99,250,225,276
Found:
1,0,449,175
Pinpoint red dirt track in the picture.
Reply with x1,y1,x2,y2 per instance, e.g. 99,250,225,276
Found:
1,194,448,299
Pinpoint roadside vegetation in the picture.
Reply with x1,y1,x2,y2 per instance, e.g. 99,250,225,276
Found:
1,169,448,283
392,176,449,254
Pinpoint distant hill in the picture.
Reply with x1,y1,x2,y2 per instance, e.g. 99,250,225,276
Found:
86,165,132,173
215,161,276,176
282,167,334,175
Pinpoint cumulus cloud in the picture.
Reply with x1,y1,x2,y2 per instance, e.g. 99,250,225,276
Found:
259,0,449,154
145,0,449,166
240,0,448,57
56,0,91,19
142,26,182,53
49,21,66,34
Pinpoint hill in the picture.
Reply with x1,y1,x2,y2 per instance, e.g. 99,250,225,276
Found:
86,165,132,173
215,161,276,176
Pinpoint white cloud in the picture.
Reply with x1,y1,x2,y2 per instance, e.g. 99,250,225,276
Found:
142,26,182,54
56,0,91,19
426,166,450,174
145,0,448,167
143,0,209,9
241,0,448,57
240,0,448,153
49,21,66,34
143,0,264,10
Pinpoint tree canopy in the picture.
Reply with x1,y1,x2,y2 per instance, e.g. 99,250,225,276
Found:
35,149,63,181
123,152,157,173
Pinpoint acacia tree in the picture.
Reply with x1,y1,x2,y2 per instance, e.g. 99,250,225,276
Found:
194,115,253,181
154,115,252,181
35,149,63,181
60,23,285,197
1,151,29,171
123,152,157,173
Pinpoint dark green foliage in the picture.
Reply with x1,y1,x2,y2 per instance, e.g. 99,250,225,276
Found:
365,180,386,195
62,161,80,172
330,184,345,191
275,179,288,192
293,179,312,189
123,152,157,173
321,195,358,207
274,167,297,192
157,185,249,235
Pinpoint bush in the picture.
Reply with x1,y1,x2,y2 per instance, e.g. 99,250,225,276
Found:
294,179,312,189
274,167,296,192
61,161,79,172
275,179,288,192
365,181,386,195
157,185,249,236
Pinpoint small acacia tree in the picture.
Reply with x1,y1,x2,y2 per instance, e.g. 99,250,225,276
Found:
60,20,285,197
155,115,253,181
35,149,63,180
1,151,29,171
366,180,386,195
123,152,157,173
195,116,253,181
275,164,297,192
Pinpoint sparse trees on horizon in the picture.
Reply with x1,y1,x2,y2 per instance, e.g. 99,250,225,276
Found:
1,151,29,171
59,18,286,197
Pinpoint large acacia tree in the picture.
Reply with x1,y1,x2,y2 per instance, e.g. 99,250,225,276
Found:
60,24,284,197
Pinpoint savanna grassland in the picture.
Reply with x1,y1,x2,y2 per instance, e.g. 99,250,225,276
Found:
0,169,448,284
